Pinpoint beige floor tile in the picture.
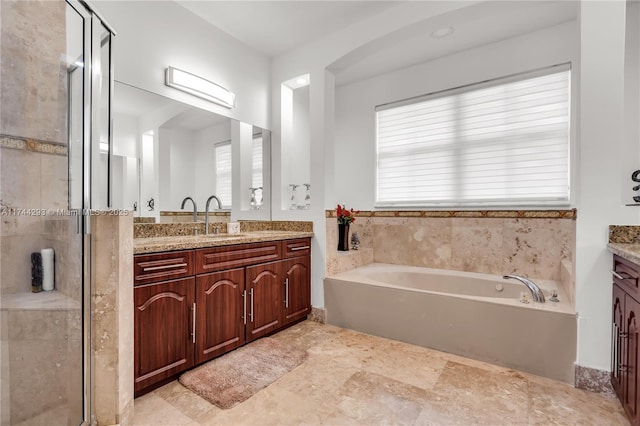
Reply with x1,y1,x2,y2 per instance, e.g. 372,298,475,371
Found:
527,379,627,425
415,361,529,425
153,381,222,424
130,321,627,426
333,370,430,425
132,392,198,426
270,320,343,351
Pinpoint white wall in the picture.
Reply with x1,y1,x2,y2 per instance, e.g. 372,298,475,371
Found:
157,127,197,211
195,121,231,208
575,1,640,372
271,1,509,310
94,0,270,129
334,21,578,210
113,113,138,158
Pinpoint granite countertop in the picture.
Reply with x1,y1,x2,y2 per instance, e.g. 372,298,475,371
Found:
134,230,314,254
608,243,640,265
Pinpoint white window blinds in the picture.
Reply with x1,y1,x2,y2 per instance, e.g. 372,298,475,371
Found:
375,65,571,207
252,135,263,188
214,141,232,208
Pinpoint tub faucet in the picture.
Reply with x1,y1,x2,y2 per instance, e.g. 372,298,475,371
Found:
180,197,198,223
205,195,222,235
503,275,545,303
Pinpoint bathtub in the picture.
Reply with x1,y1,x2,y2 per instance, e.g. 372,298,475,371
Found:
324,263,576,383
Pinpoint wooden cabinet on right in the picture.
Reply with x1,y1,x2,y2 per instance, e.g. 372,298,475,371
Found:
612,254,640,425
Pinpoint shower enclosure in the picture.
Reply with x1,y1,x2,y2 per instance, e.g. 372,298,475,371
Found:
0,0,113,424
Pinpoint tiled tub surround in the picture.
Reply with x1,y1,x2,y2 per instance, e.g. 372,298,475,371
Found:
326,210,576,304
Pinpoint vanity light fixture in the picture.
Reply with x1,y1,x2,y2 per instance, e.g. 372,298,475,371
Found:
165,66,236,108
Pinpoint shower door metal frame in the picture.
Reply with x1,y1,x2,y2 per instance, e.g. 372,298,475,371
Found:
64,1,115,424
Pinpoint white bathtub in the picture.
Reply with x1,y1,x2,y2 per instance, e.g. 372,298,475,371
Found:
324,263,577,383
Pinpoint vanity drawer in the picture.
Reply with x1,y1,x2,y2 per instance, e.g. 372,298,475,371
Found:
134,250,195,286
613,255,640,298
196,241,282,274
282,238,311,259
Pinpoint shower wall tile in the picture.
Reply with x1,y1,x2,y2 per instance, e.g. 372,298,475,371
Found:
40,152,69,209
1,216,44,237
0,0,67,143
6,309,79,424
0,148,42,209
0,320,8,426
1,234,47,295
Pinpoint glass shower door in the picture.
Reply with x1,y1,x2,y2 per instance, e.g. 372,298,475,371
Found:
0,0,113,424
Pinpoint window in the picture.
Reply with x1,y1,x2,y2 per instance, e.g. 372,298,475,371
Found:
252,134,263,188
375,65,571,208
214,141,232,208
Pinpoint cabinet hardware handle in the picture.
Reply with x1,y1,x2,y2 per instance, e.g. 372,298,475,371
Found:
250,288,254,323
290,246,310,251
612,323,617,377
192,303,196,344
242,290,247,325
285,278,289,308
143,263,187,272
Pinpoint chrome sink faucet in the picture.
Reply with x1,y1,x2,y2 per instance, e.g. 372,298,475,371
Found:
180,197,198,222
503,275,546,303
205,195,222,235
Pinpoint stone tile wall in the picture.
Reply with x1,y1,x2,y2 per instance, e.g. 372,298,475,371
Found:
326,211,576,303
92,215,134,425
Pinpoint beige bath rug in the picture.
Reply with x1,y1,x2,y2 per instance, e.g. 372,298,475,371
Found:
178,337,307,409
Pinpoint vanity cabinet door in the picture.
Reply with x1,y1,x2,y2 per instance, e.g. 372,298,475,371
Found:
282,256,311,326
195,268,245,364
245,261,283,342
613,284,625,399
625,294,640,425
134,277,195,395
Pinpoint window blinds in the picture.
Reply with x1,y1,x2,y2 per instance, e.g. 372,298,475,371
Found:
214,141,232,208
252,136,263,188
375,65,571,207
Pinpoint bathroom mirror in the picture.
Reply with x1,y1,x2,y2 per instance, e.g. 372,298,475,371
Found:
112,81,271,221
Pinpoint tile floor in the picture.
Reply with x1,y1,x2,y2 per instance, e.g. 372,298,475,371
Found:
132,321,628,425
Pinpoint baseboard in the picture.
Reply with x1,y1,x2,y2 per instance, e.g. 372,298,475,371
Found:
309,307,326,324
575,365,615,397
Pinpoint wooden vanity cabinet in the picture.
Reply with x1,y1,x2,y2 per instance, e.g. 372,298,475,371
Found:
245,261,284,341
134,277,195,395
134,238,311,396
282,256,311,325
612,254,640,425
195,268,246,364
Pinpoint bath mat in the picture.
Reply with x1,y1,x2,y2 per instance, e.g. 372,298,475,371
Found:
178,337,307,409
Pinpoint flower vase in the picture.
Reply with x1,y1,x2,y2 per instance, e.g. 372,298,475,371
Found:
338,223,350,251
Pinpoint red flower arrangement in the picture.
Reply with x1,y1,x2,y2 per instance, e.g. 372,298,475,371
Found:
336,204,359,225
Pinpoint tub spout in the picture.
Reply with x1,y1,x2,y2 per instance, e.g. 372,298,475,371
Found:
503,275,545,303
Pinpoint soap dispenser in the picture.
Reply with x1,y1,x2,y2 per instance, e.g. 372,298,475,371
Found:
303,183,311,209
289,184,299,210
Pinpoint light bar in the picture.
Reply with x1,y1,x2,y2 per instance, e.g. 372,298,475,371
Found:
165,66,236,108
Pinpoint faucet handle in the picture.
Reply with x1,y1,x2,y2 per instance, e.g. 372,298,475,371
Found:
549,289,559,302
